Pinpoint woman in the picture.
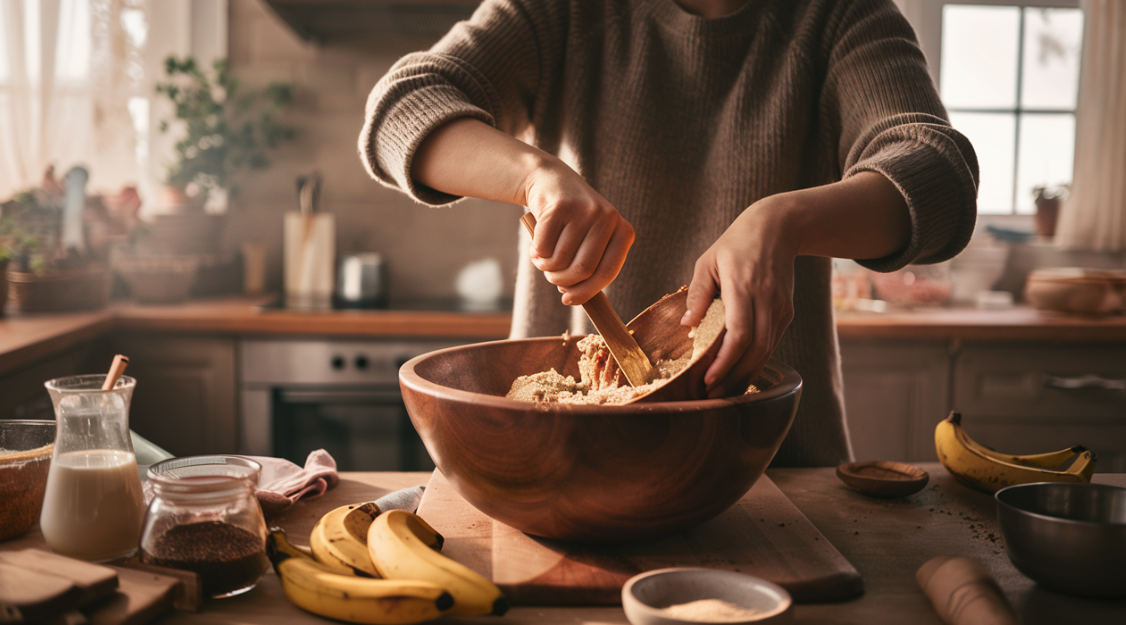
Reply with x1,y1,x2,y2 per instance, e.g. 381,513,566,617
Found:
359,0,978,466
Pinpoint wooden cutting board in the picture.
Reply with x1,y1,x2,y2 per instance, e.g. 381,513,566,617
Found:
416,470,862,605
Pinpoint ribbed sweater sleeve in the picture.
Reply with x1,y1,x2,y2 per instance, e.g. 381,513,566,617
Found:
821,0,979,271
358,0,563,205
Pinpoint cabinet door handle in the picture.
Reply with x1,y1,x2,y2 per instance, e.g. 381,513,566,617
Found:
1042,374,1126,391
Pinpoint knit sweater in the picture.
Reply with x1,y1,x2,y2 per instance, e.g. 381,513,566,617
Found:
359,0,979,466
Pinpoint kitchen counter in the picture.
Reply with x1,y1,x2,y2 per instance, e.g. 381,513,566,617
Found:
0,297,512,377
3,465,1123,624
835,306,1126,341
2,297,1125,378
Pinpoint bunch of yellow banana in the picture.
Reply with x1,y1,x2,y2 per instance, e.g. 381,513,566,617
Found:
267,528,453,624
368,510,509,617
935,411,1096,493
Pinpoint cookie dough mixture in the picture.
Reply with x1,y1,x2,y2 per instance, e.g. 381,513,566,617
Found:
506,298,727,404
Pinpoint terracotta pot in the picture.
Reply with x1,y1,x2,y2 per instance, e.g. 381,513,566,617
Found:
399,339,801,543
1035,197,1061,238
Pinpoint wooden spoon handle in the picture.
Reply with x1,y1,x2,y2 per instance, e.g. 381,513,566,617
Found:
520,213,651,386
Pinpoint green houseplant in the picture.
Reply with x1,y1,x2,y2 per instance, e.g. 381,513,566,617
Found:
156,56,296,209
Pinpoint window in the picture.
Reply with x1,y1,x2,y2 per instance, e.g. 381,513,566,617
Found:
907,1,1084,215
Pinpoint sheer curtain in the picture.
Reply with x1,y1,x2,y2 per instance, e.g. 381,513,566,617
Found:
1055,0,1126,251
0,0,226,202
0,0,144,198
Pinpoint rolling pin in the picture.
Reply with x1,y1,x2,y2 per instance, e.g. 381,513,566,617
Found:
916,556,1019,625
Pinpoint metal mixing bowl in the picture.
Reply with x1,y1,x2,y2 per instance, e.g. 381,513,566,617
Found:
995,482,1126,598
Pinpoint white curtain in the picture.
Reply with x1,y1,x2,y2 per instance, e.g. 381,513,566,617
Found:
1056,0,1126,251
0,0,225,203
0,0,145,198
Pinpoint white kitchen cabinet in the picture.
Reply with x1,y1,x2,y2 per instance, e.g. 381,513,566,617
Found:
839,340,951,463
841,339,1126,472
953,343,1126,472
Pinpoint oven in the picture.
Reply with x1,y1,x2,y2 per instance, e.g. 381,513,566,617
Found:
239,339,462,471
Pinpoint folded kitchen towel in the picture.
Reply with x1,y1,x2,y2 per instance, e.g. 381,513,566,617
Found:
248,450,340,519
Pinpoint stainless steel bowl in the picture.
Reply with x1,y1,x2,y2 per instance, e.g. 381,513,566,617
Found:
995,482,1126,598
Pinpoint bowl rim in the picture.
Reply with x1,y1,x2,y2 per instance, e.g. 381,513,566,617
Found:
399,336,803,413
621,567,793,623
995,482,1126,528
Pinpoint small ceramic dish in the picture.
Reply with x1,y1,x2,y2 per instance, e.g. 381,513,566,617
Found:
622,568,793,624
836,461,929,498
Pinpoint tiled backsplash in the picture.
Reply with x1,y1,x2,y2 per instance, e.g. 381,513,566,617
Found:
224,0,521,301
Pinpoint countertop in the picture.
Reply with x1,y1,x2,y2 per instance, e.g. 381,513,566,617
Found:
3,465,1124,624
2,296,1126,378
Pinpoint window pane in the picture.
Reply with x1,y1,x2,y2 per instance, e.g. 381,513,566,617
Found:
941,5,1020,109
1021,8,1084,110
950,112,1016,214
54,0,91,82
1015,113,1075,214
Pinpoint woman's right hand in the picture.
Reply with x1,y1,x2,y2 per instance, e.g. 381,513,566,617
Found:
411,117,633,306
521,159,634,306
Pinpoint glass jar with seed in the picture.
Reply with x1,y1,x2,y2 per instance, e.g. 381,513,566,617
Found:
140,455,269,598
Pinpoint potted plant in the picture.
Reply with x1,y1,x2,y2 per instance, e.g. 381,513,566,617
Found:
0,180,112,313
1032,184,1070,239
148,57,294,251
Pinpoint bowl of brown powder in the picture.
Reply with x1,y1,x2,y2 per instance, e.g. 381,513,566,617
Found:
0,420,56,541
622,568,793,624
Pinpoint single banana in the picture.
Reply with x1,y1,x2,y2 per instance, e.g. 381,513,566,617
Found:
368,510,508,617
268,528,454,625
311,503,382,577
935,412,1096,493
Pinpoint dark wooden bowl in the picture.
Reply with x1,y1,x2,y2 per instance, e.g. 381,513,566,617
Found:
399,339,802,542
836,461,929,498
623,287,724,403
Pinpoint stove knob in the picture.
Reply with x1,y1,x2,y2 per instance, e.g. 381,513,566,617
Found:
331,355,346,370
354,354,370,370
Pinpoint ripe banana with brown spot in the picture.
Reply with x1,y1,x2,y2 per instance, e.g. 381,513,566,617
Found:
268,528,453,625
935,411,1096,493
311,498,443,578
311,502,382,577
368,510,507,617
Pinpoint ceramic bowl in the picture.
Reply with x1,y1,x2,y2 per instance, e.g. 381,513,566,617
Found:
1024,268,1126,315
996,482,1126,598
622,568,793,624
0,420,56,541
399,341,801,542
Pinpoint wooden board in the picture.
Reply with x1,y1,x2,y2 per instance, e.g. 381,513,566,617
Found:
83,566,180,625
416,470,862,605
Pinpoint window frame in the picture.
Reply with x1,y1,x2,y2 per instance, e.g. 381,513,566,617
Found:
900,0,1082,216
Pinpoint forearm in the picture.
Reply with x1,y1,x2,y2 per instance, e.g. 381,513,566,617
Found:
771,171,911,262
411,117,548,206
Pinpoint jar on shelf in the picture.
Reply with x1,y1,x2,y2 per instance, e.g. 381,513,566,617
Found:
140,455,269,598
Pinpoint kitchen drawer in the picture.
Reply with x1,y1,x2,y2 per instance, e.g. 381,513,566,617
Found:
953,343,1126,419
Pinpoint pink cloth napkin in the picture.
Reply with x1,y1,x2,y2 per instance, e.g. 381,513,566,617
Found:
247,449,340,519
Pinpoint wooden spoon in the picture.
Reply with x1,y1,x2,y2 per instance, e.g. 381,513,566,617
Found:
520,213,652,386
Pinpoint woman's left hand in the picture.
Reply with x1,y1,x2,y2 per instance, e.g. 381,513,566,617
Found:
682,196,799,398
681,171,912,398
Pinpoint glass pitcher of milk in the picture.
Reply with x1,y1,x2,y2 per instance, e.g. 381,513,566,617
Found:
40,375,145,561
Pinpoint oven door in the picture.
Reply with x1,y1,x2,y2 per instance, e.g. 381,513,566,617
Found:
270,386,434,472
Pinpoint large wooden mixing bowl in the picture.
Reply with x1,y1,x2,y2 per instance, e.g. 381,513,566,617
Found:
399,339,802,542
